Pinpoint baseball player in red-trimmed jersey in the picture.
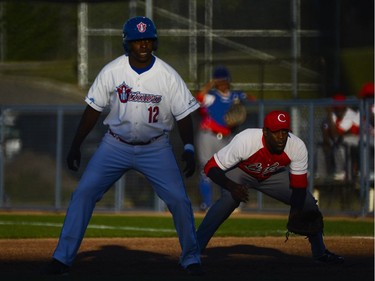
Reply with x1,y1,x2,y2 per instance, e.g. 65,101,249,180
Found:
197,110,344,264
44,16,204,276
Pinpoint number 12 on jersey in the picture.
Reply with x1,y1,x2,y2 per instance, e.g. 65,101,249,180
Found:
148,106,159,123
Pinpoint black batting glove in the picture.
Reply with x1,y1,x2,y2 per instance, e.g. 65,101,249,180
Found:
181,150,196,178
67,146,81,171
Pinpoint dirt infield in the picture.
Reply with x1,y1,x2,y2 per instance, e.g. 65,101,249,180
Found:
0,236,373,281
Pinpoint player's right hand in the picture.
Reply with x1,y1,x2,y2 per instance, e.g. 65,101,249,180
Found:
67,147,81,171
228,184,249,203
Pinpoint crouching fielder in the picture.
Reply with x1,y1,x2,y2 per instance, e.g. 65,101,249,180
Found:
196,110,344,264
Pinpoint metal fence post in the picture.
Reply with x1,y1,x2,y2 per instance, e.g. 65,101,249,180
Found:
115,175,125,211
78,3,88,89
0,107,4,207
308,103,315,193
256,102,265,211
359,98,372,215
55,108,63,210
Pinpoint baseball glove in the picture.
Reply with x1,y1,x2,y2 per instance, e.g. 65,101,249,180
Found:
286,208,324,240
224,101,247,128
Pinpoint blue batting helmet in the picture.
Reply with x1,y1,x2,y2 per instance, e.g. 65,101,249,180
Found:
122,16,158,55
212,65,231,81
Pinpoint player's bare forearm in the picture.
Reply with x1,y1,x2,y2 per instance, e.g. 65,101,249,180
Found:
198,80,216,95
67,105,101,171
71,105,101,148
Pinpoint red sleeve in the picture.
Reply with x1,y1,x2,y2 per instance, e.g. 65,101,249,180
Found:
196,91,205,103
290,173,308,189
349,125,360,135
196,91,208,117
204,157,220,176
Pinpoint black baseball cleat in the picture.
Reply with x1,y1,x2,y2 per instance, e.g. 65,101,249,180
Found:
314,250,344,265
185,263,205,276
41,258,70,276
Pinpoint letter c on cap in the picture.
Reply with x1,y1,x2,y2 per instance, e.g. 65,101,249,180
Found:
277,114,286,122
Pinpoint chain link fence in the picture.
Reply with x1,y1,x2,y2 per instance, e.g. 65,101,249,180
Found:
1,98,373,216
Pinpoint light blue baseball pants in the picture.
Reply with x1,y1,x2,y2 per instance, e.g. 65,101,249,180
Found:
53,133,201,268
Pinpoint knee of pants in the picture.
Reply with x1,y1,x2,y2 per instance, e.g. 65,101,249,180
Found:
72,184,104,204
164,191,191,210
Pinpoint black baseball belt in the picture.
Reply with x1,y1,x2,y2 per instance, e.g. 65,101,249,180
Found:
108,129,164,146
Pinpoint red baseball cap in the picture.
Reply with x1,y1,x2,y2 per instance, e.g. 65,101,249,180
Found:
332,93,346,109
332,93,346,101
359,82,374,98
264,110,291,132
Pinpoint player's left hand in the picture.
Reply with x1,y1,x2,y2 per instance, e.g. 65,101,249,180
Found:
181,150,195,177
67,146,81,171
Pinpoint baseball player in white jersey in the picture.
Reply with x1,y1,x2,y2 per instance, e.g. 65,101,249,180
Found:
197,110,344,264
44,16,204,276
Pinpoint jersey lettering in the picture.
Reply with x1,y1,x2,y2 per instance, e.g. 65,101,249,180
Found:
115,82,162,104
242,162,280,176
262,162,280,176
237,145,290,181
243,163,262,173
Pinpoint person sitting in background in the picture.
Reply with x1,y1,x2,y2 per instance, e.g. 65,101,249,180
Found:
322,93,360,181
195,65,250,211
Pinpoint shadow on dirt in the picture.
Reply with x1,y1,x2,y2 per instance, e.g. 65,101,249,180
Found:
1,242,373,281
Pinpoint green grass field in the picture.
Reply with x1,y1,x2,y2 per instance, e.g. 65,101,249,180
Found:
0,212,373,281
0,213,373,239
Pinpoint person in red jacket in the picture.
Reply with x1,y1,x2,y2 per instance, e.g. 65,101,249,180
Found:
197,110,344,264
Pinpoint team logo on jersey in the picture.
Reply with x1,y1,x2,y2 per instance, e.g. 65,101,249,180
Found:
137,22,147,33
115,82,162,104
116,82,132,103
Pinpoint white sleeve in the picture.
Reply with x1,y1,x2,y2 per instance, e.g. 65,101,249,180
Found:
338,109,360,132
202,94,215,107
85,70,111,112
215,129,261,170
286,135,308,175
169,76,199,121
